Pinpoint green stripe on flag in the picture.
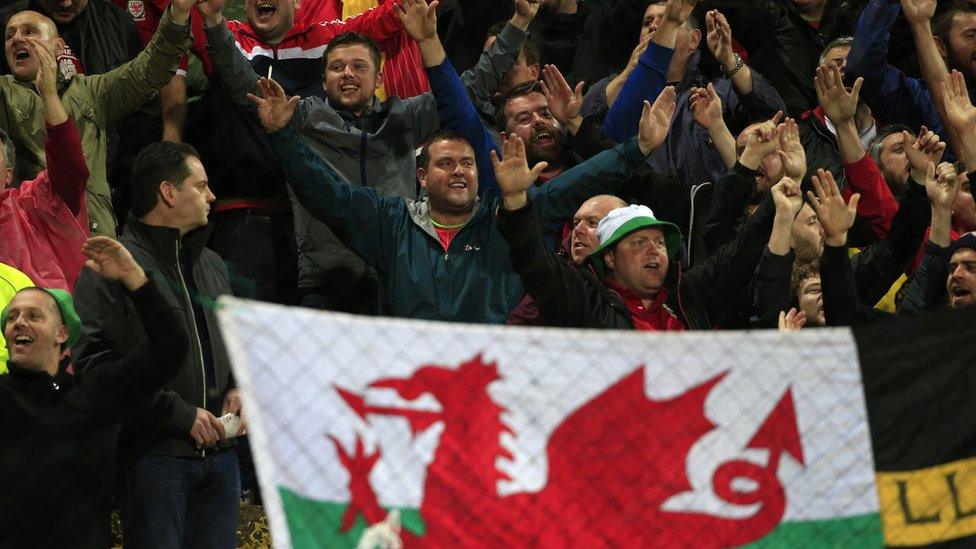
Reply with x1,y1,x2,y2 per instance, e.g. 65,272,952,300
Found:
279,487,426,548
743,514,883,548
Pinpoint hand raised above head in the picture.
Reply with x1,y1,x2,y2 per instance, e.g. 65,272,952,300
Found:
246,77,300,133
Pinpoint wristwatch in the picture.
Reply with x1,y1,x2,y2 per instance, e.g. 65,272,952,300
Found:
723,53,745,78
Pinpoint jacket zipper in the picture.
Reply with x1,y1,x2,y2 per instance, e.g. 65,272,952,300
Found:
175,240,208,455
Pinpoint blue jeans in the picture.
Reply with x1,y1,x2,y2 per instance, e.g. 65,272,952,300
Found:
119,452,241,549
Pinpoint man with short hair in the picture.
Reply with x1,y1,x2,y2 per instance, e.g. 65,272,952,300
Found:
73,141,241,547
199,0,529,312
0,236,189,548
868,125,915,198
497,173,803,330
0,0,192,237
248,70,676,323
507,193,627,325
819,36,852,71
0,34,90,292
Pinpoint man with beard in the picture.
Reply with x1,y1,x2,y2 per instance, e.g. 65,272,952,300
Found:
816,159,969,324
247,64,677,323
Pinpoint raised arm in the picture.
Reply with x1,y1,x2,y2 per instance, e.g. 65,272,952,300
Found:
459,0,537,114
89,2,193,124
199,0,262,111
400,0,500,197
250,77,394,268
532,87,676,234
77,237,190,419
816,64,899,239
29,36,88,217
602,0,694,141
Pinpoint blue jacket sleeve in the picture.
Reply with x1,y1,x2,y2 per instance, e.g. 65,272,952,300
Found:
425,59,500,199
527,137,646,234
602,42,673,142
846,0,945,136
267,126,398,270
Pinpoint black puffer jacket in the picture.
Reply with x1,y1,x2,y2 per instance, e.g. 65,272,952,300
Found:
0,280,188,549
73,217,233,462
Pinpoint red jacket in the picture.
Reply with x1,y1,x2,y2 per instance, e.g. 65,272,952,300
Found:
605,279,686,332
0,120,90,291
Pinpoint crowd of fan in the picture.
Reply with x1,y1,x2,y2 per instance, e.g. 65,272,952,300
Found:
2,0,976,546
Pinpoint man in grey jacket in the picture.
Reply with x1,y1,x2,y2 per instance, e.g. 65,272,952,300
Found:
197,0,537,313
73,141,241,547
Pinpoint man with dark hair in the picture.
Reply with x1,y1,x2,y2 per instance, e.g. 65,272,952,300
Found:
199,0,531,313
247,68,676,323
868,124,915,198
0,0,191,238
1,236,189,548
0,35,90,292
72,140,241,547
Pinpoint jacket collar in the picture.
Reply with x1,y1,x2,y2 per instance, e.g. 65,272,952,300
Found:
8,359,71,392
123,216,215,265
406,197,488,241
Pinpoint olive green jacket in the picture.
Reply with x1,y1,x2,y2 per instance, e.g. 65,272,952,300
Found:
0,7,189,236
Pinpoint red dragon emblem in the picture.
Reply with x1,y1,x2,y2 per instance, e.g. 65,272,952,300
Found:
332,354,804,547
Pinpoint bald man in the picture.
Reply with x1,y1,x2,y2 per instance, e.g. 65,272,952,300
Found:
0,0,194,236
508,194,627,325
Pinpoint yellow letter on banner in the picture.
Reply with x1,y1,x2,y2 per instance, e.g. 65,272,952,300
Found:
877,457,976,545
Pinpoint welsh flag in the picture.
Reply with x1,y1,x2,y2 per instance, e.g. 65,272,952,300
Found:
216,298,976,548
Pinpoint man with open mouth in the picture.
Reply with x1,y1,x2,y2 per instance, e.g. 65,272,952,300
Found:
0,236,189,548
0,0,191,239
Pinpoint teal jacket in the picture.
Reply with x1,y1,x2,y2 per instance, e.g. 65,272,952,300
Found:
267,126,647,323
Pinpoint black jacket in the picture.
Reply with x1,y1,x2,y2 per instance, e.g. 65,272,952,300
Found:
497,172,777,330
73,217,233,461
703,0,859,115
0,280,188,549
754,178,932,326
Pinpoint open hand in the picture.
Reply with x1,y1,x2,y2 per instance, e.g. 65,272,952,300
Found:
689,83,724,131
705,10,735,69
28,37,57,98
246,76,300,133
778,308,807,331
808,169,859,246
540,64,583,126
492,133,548,208
396,0,439,42
815,65,863,125
664,0,699,25
777,117,806,180
901,0,936,26
638,85,677,155
83,236,148,290
942,70,976,138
